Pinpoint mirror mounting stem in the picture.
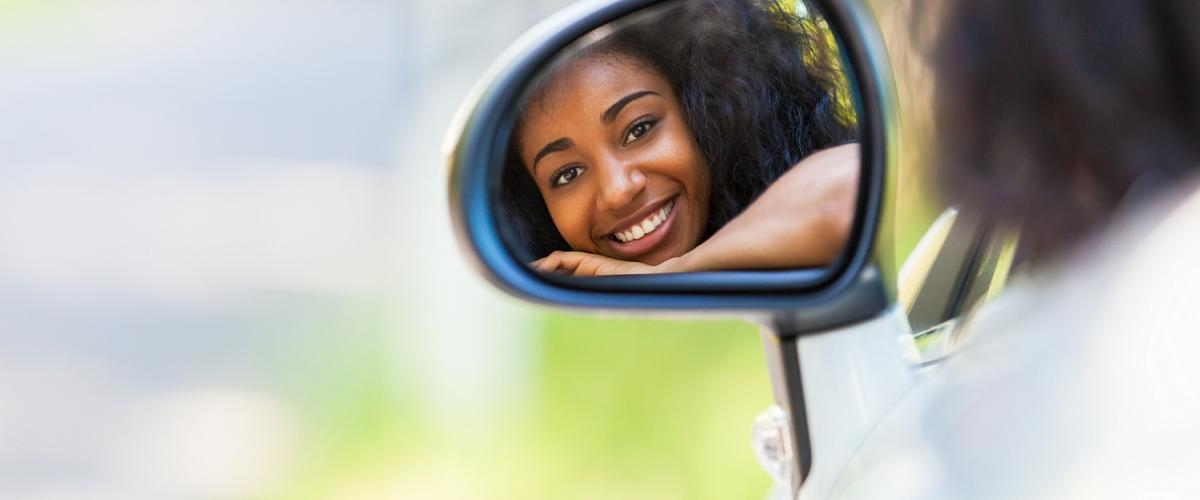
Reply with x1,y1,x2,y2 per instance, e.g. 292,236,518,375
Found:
759,317,814,496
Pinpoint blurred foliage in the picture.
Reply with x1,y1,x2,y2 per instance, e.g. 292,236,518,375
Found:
800,15,859,130
270,312,771,500
867,0,945,262
0,0,71,27
521,315,772,499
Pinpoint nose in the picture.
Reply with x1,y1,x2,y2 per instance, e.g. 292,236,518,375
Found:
595,158,647,212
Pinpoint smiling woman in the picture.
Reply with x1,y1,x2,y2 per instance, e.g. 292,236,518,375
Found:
501,0,860,276
521,56,711,267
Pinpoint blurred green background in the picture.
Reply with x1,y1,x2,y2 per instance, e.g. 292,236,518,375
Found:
0,0,937,498
271,316,772,499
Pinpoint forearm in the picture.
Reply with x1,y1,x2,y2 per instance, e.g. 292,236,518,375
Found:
669,144,860,272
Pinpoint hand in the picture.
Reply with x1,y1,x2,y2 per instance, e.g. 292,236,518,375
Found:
532,251,678,276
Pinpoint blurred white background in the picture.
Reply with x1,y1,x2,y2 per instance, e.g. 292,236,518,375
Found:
0,0,575,497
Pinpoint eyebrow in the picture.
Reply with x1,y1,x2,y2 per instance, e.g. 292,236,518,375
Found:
601,90,660,124
529,90,661,174
531,137,574,174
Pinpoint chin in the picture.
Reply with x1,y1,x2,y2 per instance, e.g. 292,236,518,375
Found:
639,242,688,266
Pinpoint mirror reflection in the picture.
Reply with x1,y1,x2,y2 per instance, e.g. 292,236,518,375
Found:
500,0,860,276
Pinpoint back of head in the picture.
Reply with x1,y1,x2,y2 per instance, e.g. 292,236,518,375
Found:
933,0,1200,261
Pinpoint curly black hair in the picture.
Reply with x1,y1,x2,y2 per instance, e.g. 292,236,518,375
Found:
501,0,858,260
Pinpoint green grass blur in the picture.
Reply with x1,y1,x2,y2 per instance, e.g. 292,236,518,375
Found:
269,312,773,500
522,315,772,499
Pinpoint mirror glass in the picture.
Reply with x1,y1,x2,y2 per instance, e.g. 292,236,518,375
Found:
497,0,861,278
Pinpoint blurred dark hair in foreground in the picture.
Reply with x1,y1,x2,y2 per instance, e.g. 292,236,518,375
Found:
932,0,1200,261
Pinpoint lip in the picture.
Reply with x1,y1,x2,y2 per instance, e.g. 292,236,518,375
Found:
600,195,679,260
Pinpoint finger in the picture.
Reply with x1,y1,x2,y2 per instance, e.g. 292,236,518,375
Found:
562,253,607,276
562,252,603,273
537,251,591,275
534,251,562,272
575,261,604,276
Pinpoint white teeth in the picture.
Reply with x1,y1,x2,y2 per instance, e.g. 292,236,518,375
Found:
613,199,676,244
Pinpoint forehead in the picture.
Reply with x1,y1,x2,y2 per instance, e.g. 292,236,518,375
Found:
526,54,671,125
544,53,665,99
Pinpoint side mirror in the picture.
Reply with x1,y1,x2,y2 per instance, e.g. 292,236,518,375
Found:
445,0,899,494
446,0,897,330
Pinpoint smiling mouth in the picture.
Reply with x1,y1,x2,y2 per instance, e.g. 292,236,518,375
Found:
610,198,675,243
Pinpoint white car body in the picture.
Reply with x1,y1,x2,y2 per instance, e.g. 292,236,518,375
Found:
776,188,1200,499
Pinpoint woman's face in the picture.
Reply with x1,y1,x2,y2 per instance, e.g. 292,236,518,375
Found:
518,54,710,265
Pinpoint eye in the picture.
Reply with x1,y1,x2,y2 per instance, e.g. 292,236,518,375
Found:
622,118,658,146
551,165,585,188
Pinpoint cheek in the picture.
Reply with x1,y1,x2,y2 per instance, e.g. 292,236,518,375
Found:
545,195,598,252
673,163,710,246
657,124,706,187
664,132,710,227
